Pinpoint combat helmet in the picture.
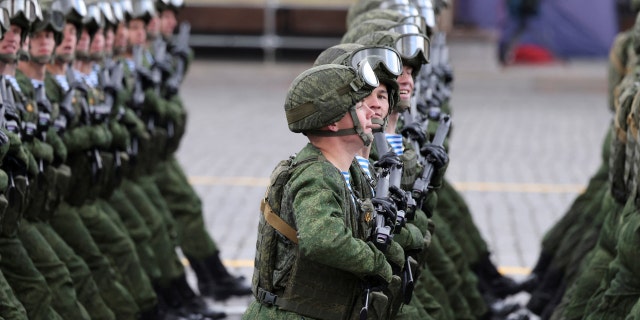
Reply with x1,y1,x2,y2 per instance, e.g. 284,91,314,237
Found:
342,18,398,43
356,30,428,77
99,0,116,31
155,0,183,13
82,0,104,38
0,0,42,43
130,0,155,24
0,5,8,38
285,64,379,146
411,0,436,35
314,44,401,129
346,0,385,27
51,0,87,43
348,8,405,29
31,0,65,46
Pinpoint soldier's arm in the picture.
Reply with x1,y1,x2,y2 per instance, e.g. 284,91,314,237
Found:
290,162,393,283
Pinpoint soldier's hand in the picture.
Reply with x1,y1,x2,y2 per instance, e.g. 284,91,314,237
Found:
372,197,397,223
388,185,408,212
400,122,427,146
420,144,448,170
374,151,402,170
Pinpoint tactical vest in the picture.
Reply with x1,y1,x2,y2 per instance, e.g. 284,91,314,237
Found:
253,152,385,320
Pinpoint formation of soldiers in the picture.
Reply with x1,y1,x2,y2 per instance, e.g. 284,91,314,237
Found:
243,0,538,319
0,0,254,319
514,1,640,319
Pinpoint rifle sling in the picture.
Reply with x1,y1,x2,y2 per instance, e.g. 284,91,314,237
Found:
260,199,299,244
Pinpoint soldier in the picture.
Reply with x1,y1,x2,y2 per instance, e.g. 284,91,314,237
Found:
150,0,253,302
244,63,397,319
43,1,144,318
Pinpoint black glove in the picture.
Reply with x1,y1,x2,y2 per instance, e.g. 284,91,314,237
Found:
388,185,408,212
374,151,402,170
400,122,427,146
372,197,398,223
420,144,449,170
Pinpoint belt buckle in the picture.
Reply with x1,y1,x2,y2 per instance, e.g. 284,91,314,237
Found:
257,288,278,306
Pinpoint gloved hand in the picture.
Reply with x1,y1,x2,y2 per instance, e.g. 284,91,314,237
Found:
419,143,448,170
374,151,402,170
388,185,408,212
400,122,426,146
372,197,397,223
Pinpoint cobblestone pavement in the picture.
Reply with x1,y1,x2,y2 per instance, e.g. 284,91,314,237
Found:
176,38,610,318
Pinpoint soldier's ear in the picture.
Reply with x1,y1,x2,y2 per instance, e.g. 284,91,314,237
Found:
326,122,339,132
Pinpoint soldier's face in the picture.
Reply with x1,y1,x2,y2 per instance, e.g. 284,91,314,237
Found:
104,28,114,53
0,25,22,55
30,30,55,57
334,100,374,138
160,10,177,37
397,65,414,102
128,19,146,46
115,23,128,50
76,29,90,52
56,23,77,56
363,83,390,130
90,28,105,54
147,16,160,37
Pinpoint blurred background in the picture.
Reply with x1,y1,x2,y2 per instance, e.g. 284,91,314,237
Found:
177,0,634,62
173,1,633,318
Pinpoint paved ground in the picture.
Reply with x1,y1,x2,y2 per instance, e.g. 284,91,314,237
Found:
175,38,611,318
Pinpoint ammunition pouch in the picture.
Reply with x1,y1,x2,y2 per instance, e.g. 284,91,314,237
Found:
65,152,93,207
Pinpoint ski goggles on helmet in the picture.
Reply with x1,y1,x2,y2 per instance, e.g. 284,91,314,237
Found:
2,0,42,24
0,7,9,33
110,1,124,22
379,0,412,9
352,59,380,90
159,0,184,9
399,15,426,34
414,0,436,31
350,45,403,77
53,0,87,19
100,1,115,26
394,33,429,64
388,22,423,37
119,0,133,20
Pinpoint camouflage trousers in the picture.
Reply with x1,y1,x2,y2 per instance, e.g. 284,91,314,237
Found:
18,219,91,319
78,199,158,313
32,220,115,320
436,179,488,266
50,201,139,319
108,188,162,283
0,232,62,319
154,157,219,259
555,191,627,320
118,178,184,287
584,209,640,319
0,258,28,320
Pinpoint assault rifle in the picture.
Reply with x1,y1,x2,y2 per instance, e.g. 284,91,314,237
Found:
66,67,103,183
0,77,27,209
372,131,416,304
411,114,451,214
165,22,190,98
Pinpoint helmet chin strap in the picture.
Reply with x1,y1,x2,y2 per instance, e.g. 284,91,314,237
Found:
0,53,17,64
54,53,75,63
304,105,373,147
31,54,51,64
